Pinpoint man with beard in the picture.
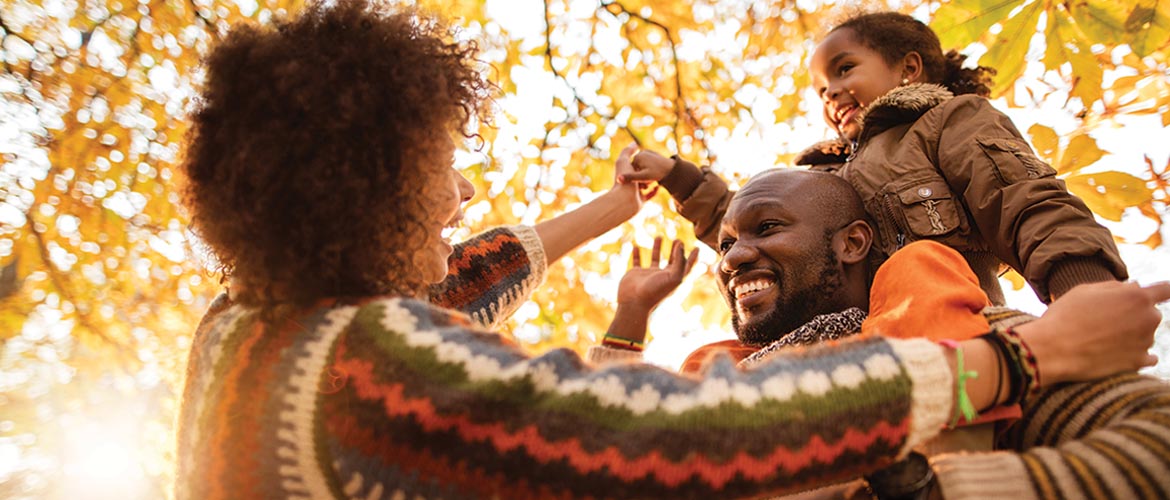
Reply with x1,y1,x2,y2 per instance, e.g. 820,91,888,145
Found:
592,168,992,373
591,168,1170,498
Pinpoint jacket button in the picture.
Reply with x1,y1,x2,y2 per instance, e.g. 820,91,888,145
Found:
917,187,933,198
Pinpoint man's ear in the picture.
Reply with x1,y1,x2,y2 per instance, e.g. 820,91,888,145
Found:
834,220,873,265
901,51,924,84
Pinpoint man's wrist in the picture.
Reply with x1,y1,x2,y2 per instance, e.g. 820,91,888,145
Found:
607,302,653,345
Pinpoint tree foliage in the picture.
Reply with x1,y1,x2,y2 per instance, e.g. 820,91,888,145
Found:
1,0,1167,497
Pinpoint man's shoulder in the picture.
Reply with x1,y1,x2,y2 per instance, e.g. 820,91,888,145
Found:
680,339,755,375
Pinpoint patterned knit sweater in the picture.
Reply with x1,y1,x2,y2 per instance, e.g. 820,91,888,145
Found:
175,225,957,499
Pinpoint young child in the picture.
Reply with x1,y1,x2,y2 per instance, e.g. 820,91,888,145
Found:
621,11,1127,305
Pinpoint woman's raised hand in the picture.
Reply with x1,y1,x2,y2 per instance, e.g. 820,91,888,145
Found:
1015,281,1170,385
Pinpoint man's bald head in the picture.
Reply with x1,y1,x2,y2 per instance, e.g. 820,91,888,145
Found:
717,169,874,345
736,169,868,233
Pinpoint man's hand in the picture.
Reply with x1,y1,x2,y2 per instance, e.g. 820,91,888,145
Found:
1016,280,1170,385
617,237,700,311
605,238,700,346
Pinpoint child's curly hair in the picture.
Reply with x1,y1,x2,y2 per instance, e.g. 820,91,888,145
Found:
831,12,996,97
182,0,490,308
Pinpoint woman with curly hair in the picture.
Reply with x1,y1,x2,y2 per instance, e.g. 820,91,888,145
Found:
174,2,1166,498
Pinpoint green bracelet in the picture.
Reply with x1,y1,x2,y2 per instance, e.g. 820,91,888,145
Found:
941,339,979,427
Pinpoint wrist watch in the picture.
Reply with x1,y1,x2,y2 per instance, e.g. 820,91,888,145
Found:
864,451,936,500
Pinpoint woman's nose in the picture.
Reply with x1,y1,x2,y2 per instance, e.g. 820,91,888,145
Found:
456,169,475,202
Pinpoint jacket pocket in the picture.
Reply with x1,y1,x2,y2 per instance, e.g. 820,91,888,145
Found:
977,137,1057,183
896,180,961,238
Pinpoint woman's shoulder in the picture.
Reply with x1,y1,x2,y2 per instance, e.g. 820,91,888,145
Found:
352,295,479,331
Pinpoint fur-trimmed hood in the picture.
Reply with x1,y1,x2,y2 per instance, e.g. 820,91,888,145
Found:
795,83,953,166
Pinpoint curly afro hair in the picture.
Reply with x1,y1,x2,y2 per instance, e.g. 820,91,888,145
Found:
831,12,996,97
182,0,490,308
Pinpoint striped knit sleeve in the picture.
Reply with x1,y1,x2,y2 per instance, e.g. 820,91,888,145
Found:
931,374,1170,499
429,225,547,328
585,344,645,364
318,298,954,499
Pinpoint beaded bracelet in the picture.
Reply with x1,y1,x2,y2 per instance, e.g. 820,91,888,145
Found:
979,331,1024,406
986,335,1004,411
981,327,1041,404
940,339,979,427
1001,327,1041,393
602,334,645,352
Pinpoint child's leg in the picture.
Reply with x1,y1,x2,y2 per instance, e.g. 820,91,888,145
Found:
861,240,991,341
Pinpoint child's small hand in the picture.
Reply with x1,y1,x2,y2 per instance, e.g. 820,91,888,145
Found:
617,148,674,184
612,144,659,211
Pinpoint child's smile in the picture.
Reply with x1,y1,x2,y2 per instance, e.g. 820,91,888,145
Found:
810,28,910,142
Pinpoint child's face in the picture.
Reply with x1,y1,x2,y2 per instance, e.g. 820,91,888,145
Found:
810,28,907,142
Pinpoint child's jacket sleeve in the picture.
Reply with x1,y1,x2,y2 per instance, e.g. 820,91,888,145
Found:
928,96,1127,300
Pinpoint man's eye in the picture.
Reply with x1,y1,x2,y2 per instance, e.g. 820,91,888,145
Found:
759,221,780,232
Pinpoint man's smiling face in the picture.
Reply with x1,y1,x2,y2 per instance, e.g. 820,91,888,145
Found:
716,171,848,346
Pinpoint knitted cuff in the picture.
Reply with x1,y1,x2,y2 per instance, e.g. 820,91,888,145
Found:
887,338,953,456
585,345,645,365
658,156,705,203
510,225,548,288
930,452,1037,500
1044,257,1121,301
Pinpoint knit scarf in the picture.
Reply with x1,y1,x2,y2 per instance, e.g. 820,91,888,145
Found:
737,307,868,369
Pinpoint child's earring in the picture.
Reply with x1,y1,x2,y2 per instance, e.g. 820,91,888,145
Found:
902,78,910,85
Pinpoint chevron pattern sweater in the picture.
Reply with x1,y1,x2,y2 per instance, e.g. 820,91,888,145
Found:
175,225,956,499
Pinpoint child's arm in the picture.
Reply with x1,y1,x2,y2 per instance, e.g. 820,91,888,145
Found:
931,96,1127,301
619,150,735,250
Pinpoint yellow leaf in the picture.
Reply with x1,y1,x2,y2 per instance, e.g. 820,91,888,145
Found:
981,1,1043,97
1058,133,1107,175
1123,0,1170,56
1027,123,1060,165
1065,171,1153,221
931,0,1024,48
1001,269,1027,291
1070,0,1129,45
1046,13,1103,105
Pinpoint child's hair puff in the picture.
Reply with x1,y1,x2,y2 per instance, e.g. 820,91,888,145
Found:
830,11,996,97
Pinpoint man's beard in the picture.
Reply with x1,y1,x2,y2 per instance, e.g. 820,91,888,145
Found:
731,243,842,347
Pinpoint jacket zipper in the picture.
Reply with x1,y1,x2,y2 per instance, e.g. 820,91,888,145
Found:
882,193,907,250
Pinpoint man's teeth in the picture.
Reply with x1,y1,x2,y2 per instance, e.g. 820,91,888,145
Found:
734,279,774,299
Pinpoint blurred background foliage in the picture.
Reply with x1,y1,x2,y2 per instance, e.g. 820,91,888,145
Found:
1,0,1167,497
